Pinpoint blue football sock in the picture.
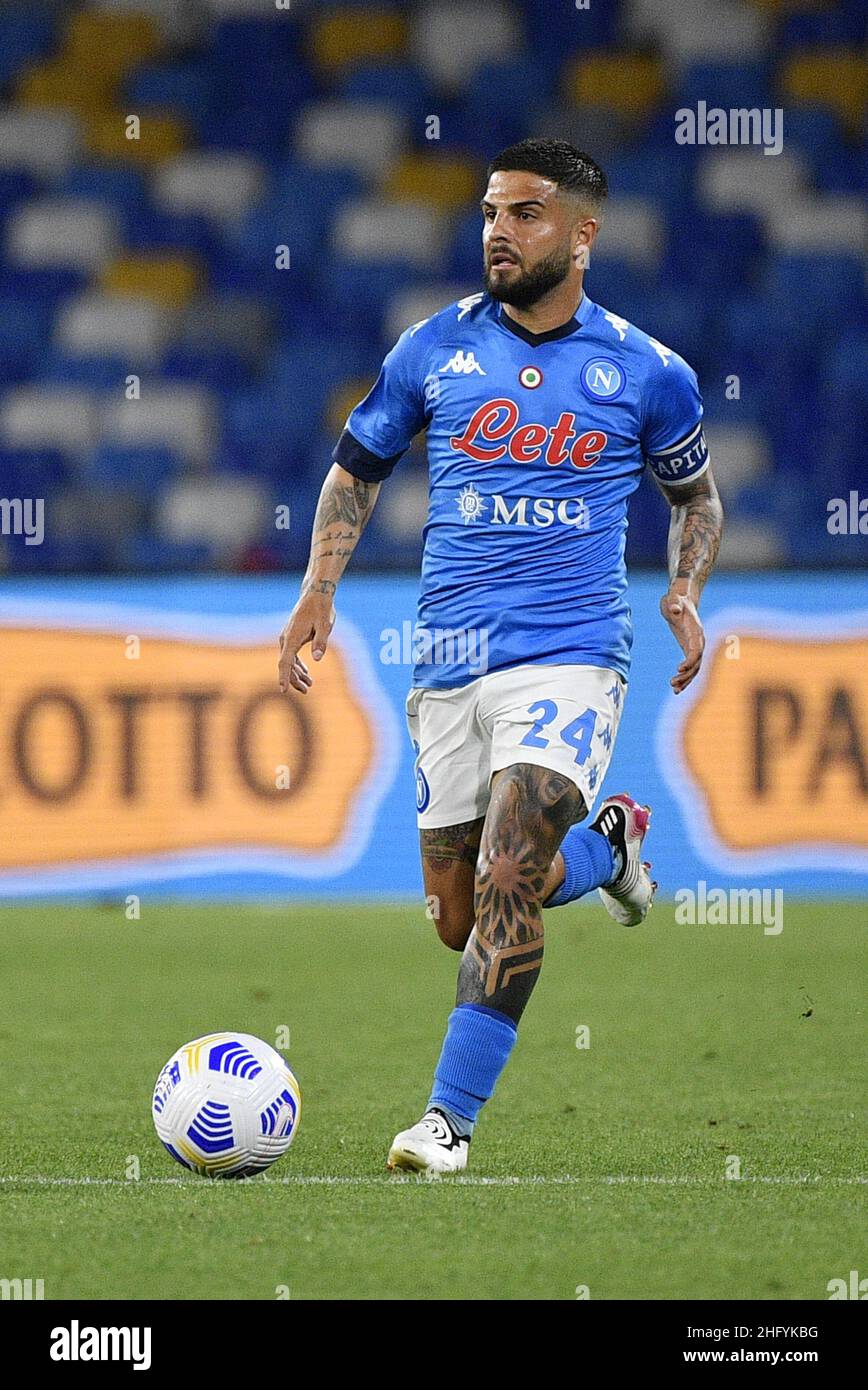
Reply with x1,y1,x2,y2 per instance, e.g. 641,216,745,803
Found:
544,824,616,908
428,1003,517,1135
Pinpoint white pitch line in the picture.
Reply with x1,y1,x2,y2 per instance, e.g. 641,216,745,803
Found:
0,1175,864,1189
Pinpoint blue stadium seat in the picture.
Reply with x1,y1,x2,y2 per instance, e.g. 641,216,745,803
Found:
87,443,182,491
0,7,56,87
339,62,432,115
674,62,772,115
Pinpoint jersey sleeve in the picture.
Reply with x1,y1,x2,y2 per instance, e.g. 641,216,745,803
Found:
332,326,428,482
640,352,710,486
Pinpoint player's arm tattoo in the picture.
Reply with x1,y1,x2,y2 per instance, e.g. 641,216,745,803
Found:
457,765,585,1024
421,820,484,876
658,468,724,598
301,465,381,597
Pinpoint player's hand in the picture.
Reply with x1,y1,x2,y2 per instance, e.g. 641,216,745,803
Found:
660,586,705,694
278,592,336,695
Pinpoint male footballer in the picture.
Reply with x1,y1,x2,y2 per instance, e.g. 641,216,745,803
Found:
278,139,723,1174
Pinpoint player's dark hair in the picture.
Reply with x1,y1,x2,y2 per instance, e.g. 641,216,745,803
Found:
486,139,608,211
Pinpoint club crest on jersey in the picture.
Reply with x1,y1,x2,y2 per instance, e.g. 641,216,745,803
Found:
519,365,542,389
581,358,625,402
450,398,608,469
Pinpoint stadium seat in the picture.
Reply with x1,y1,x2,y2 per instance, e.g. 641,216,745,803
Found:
296,101,408,181
765,195,868,253
339,61,431,115
99,385,218,465
97,0,203,44
564,53,664,121
0,9,56,88
697,149,808,216
5,199,119,274
332,198,447,270
154,471,271,560
86,441,182,490
308,8,407,74
384,152,480,214
86,109,189,164
411,1,522,91
624,0,770,65
780,48,868,132
54,292,175,366
703,424,770,493
0,386,100,456
0,108,83,178
152,152,266,225
595,197,665,271
99,253,201,308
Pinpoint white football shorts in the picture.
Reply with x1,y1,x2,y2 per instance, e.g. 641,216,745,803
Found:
405,662,627,829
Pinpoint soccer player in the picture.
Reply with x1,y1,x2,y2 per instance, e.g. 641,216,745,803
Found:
278,140,723,1174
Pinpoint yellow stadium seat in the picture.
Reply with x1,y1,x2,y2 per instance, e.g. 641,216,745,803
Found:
384,152,480,213
100,255,201,309
780,49,868,131
86,110,188,164
65,11,163,76
308,9,407,73
745,0,825,13
565,53,665,119
17,60,116,116
327,378,376,435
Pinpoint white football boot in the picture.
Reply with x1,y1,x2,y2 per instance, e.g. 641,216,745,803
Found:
591,792,657,926
387,1108,469,1175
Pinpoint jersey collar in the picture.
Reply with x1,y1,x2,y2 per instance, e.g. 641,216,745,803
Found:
495,292,592,347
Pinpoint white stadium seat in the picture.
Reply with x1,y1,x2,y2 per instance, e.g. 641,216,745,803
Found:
596,197,664,270
624,0,769,67
412,1,521,90
384,284,477,344
153,152,266,225
333,197,446,270
703,425,769,493
155,473,270,558
718,519,785,568
54,293,176,367
376,467,429,543
0,107,83,178
6,198,120,273
296,100,407,182
698,149,808,217
0,386,100,455
99,386,218,466
765,197,868,254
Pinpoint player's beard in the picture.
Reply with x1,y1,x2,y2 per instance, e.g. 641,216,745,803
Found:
485,246,573,309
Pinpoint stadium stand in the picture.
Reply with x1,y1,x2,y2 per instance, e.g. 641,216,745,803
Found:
0,0,865,572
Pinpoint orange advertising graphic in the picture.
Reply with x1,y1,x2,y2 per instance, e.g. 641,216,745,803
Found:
676,630,868,857
0,623,381,869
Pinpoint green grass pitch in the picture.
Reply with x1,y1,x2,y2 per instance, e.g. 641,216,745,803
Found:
0,900,864,1301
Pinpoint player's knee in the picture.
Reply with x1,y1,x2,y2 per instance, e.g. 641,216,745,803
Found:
475,819,547,910
431,901,474,951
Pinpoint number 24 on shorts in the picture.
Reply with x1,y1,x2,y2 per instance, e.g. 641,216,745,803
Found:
519,701,597,765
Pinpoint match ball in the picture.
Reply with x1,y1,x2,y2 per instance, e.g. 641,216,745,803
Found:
152,1032,301,1178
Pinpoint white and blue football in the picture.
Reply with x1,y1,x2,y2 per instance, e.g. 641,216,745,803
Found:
152,1032,301,1178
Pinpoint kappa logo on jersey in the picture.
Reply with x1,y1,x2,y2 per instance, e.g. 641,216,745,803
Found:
450,398,608,469
440,350,486,376
581,358,625,402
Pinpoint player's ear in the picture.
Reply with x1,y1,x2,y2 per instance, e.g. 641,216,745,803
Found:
573,216,598,268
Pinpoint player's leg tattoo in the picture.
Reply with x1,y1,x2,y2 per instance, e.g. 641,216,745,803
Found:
457,764,584,1023
420,819,484,951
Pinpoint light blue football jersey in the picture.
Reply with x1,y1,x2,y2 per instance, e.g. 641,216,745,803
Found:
334,292,709,689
